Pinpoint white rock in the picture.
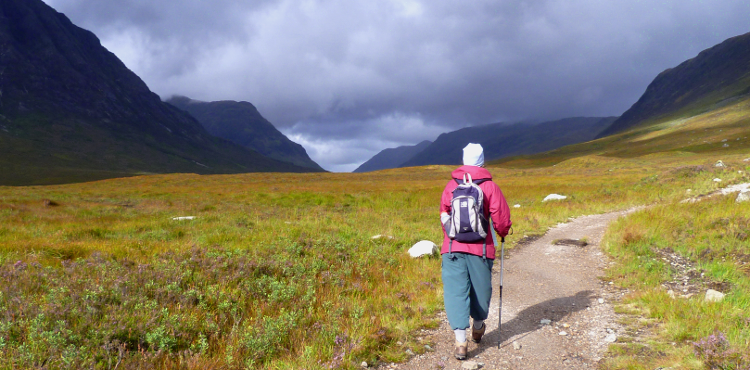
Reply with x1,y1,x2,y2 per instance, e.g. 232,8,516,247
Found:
361,361,368,368
543,194,567,202
713,178,722,183
667,290,676,299
512,341,522,350
737,191,750,203
540,319,552,325
605,334,617,343
514,204,521,208
371,234,394,240
462,361,480,370
744,158,750,162
723,143,730,148
715,160,726,167
705,289,725,302
598,298,604,304
408,240,438,257
172,216,196,221
558,331,568,336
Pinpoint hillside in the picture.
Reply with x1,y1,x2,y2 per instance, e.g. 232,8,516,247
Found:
0,0,312,185
400,117,615,167
166,96,324,171
353,140,431,173
497,33,750,168
598,31,750,137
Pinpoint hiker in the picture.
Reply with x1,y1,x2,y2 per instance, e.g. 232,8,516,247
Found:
440,143,512,360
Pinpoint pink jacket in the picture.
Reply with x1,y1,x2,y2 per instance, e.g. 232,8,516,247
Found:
440,165,512,259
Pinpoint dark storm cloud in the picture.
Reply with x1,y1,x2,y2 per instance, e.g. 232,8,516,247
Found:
43,0,750,171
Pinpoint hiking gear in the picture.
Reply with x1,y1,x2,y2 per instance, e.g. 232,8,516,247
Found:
446,173,490,257
440,165,512,259
497,235,505,349
471,322,486,343
442,253,494,330
454,341,468,360
462,143,485,167
454,328,467,343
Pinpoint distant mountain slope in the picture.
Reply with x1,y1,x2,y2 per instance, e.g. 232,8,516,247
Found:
399,117,616,167
353,140,431,173
598,31,750,138
166,96,323,171
0,0,313,185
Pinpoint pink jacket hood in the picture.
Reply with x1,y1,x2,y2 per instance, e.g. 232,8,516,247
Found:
450,165,493,182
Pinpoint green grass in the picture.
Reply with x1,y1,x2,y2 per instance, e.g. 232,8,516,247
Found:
3,98,750,368
2,152,723,369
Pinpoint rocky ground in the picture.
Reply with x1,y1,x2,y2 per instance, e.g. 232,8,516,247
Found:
376,210,637,370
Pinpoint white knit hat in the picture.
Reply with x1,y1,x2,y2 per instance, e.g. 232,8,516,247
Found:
462,143,484,167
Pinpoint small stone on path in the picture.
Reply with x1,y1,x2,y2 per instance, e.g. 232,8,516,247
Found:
540,319,551,325
361,361,368,368
605,334,617,343
558,331,568,336
512,341,522,350
461,361,480,370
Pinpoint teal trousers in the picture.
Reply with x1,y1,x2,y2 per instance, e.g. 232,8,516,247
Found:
441,252,494,330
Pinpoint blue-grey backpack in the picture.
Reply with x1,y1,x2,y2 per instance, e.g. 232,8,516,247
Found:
444,173,490,258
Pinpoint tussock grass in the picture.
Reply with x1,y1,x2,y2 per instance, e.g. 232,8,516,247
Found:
1,152,749,368
601,170,750,369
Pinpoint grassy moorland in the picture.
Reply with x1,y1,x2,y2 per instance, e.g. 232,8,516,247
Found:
1,147,749,368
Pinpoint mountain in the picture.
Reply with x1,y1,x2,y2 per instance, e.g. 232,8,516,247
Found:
0,0,314,185
598,31,750,138
399,117,616,167
166,96,323,171
353,140,431,173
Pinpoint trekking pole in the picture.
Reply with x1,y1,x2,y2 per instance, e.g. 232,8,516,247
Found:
497,235,504,349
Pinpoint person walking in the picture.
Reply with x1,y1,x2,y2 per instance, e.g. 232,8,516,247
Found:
440,143,512,360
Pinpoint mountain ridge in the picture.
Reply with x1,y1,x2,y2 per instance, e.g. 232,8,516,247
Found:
166,96,324,171
399,117,616,167
353,140,432,173
598,31,750,137
0,0,315,185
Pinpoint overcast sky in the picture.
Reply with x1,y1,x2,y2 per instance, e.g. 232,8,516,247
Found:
42,0,750,172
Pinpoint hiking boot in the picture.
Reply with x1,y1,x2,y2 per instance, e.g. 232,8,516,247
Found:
454,341,468,360
471,323,486,343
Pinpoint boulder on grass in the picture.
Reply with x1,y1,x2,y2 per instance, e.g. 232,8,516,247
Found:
737,191,750,203
705,289,725,302
543,194,567,202
408,240,438,258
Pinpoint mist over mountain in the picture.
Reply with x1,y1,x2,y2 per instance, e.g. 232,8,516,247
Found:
0,0,312,185
166,96,323,171
399,117,616,167
598,31,750,137
353,140,431,173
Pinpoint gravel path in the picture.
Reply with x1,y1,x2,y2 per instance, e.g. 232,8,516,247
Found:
377,209,636,370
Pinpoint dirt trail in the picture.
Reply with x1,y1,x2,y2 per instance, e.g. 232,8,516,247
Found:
378,210,635,370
